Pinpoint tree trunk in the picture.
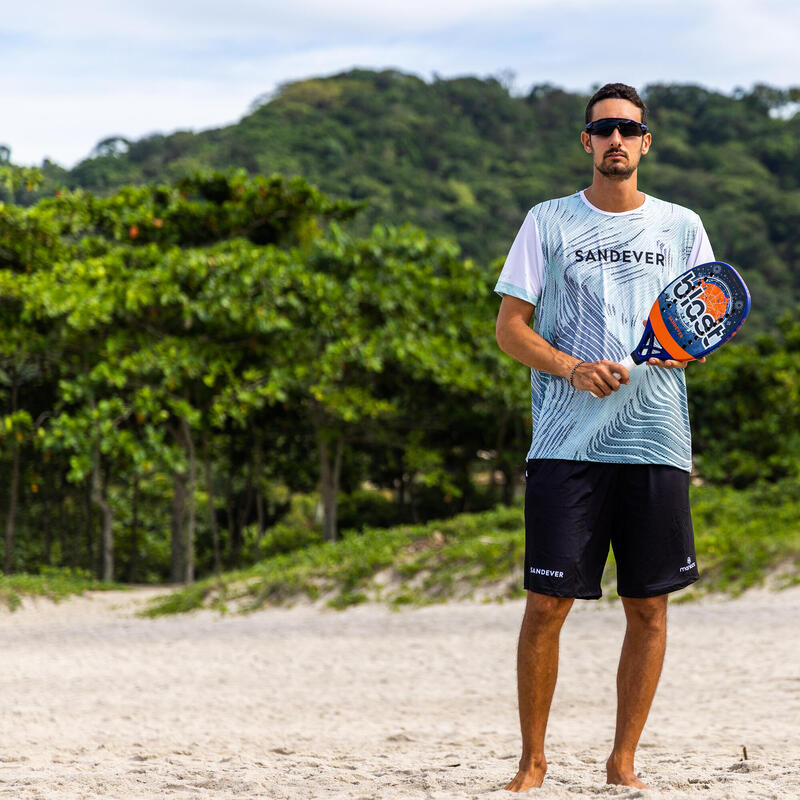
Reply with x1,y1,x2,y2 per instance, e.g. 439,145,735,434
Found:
180,418,197,584
408,481,420,524
237,452,255,548
492,411,510,505
227,438,242,568
3,440,20,574
202,432,222,576
319,434,344,542
226,487,239,569
254,429,265,545
90,455,114,583
42,477,52,566
397,474,406,519
170,471,187,583
255,492,265,545
125,478,140,583
502,415,526,506
84,480,95,575
3,373,20,574
56,470,67,568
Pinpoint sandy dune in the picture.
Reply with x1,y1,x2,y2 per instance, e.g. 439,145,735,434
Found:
1,585,798,799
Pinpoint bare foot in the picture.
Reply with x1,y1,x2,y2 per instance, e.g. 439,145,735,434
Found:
606,754,649,788
504,758,547,792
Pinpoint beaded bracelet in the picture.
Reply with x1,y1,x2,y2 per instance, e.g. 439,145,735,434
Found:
569,360,585,388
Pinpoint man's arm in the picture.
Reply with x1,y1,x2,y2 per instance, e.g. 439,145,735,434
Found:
495,295,630,398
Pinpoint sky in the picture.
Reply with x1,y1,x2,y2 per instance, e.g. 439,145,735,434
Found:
2,0,799,168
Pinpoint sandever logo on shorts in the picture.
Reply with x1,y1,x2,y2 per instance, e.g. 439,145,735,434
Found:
530,567,565,578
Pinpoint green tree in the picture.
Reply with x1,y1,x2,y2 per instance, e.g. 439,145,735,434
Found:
689,310,800,486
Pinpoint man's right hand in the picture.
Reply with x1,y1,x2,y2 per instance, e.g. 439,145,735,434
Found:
495,297,631,396
571,360,630,397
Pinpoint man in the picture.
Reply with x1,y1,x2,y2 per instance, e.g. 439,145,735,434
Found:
494,83,714,791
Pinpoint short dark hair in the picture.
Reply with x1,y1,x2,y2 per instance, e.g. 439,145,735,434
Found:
585,83,647,125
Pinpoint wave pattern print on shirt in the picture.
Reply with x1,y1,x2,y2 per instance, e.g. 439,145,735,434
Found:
529,267,627,454
584,374,690,465
518,192,701,470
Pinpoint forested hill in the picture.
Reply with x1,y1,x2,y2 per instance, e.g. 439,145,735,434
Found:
34,70,800,327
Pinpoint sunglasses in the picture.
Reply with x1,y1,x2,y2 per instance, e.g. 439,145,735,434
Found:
584,118,648,137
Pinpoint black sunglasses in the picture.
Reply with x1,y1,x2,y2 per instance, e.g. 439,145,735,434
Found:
584,118,648,137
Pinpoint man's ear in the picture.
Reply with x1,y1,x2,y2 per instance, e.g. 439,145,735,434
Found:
641,131,652,156
580,131,592,153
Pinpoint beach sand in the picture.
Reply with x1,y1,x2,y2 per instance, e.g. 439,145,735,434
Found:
0,585,798,799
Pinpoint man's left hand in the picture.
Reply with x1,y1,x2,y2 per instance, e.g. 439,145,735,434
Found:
640,319,707,369
646,356,706,369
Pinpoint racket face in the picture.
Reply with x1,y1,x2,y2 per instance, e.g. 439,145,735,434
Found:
637,262,751,363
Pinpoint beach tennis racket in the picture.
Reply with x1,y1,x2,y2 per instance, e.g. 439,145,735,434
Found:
592,261,751,396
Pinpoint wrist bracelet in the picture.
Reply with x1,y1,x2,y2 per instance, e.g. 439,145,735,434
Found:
569,360,585,388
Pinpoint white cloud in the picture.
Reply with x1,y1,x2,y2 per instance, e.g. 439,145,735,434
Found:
2,41,473,166
681,0,800,87
2,0,586,41
1,0,798,167
4,82,254,166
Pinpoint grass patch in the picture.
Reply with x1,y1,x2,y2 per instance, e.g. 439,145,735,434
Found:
691,480,800,593
144,505,526,617
143,479,800,616
0,567,123,611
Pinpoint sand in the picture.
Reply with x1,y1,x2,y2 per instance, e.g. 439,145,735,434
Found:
0,584,798,800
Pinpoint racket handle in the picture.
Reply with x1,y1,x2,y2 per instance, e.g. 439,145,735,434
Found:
612,354,637,381
591,353,638,398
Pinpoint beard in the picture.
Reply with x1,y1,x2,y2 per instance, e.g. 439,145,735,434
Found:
596,150,638,180
597,149,639,181
597,161,638,181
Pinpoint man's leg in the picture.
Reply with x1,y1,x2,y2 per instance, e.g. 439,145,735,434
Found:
505,591,574,792
606,594,668,788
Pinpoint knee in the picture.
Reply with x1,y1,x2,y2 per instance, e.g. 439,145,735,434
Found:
623,596,667,634
523,592,573,633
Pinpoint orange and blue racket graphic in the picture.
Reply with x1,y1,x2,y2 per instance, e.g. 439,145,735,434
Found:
616,261,751,375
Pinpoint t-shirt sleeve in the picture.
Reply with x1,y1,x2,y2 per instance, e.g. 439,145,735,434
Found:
688,221,715,267
494,211,544,306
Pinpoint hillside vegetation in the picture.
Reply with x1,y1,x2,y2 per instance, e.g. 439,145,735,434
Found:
28,69,800,331
0,72,798,597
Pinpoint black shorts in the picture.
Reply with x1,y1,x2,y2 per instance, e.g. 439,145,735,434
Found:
524,459,699,599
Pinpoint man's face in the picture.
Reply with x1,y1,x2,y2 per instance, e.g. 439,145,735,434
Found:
581,98,652,181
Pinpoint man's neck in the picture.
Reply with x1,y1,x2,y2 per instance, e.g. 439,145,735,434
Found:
583,176,645,213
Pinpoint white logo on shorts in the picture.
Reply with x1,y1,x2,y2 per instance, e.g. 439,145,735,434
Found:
679,556,696,573
530,566,565,579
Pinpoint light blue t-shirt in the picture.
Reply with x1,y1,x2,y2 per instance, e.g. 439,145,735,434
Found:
495,190,715,471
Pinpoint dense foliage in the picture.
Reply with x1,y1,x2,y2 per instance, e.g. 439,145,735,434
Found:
23,69,800,333
1,71,799,590
688,312,800,486
0,167,528,583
